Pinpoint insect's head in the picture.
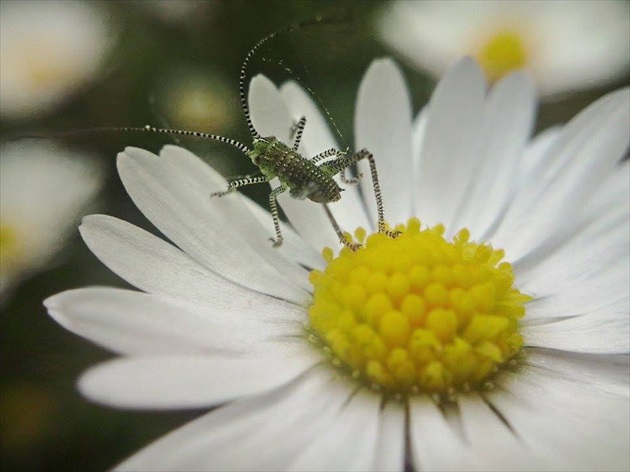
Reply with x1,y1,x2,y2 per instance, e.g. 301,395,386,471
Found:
247,137,273,165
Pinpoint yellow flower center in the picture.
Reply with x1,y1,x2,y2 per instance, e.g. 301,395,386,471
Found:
308,219,529,397
476,30,528,83
0,222,23,273
18,38,79,90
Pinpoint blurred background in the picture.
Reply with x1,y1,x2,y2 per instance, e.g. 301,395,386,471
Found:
1,1,628,470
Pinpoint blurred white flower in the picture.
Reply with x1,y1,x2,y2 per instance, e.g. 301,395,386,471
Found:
379,0,630,96
134,0,214,26
0,140,103,301
0,0,114,120
44,56,629,470
154,67,237,134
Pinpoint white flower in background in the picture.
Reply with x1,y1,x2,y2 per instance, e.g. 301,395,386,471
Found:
154,67,237,136
379,0,630,96
133,0,214,26
0,0,113,120
1,140,103,301
45,57,628,471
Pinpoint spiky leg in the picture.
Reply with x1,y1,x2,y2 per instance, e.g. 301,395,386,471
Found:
311,148,343,164
322,203,360,251
210,174,268,198
268,185,288,247
291,116,307,150
340,167,361,185
320,149,398,238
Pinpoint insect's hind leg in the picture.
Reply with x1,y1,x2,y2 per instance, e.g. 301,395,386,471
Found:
268,184,289,247
322,203,360,251
320,149,398,238
210,174,268,198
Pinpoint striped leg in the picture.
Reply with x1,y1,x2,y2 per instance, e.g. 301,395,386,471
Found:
268,185,288,247
311,148,342,164
210,174,268,198
320,149,398,238
322,203,360,251
340,167,361,185
291,116,307,151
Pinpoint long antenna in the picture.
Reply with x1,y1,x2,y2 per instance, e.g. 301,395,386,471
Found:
239,15,347,141
138,126,251,153
21,126,252,154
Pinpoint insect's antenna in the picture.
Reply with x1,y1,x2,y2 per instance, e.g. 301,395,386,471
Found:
120,126,252,153
239,16,346,141
20,126,252,154
239,28,291,140
147,93,182,145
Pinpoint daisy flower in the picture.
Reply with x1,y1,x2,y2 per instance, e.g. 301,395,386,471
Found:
0,0,113,120
132,0,214,27
1,140,104,302
45,56,629,471
379,0,630,96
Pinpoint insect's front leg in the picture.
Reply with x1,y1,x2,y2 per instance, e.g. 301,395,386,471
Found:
321,149,399,238
322,203,360,251
354,149,400,238
210,174,268,198
268,184,288,247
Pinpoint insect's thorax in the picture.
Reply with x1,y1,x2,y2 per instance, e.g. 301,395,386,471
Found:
248,137,342,203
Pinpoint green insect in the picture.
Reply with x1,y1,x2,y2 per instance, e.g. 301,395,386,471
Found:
118,20,397,249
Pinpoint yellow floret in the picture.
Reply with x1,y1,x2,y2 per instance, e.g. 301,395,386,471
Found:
308,219,529,396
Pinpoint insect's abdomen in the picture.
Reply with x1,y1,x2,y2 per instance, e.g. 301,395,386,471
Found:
264,141,341,203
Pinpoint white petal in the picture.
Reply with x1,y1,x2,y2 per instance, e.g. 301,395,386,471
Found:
45,287,303,356
280,81,371,234
522,300,629,354
531,1,630,95
288,390,382,471
373,401,406,471
525,348,629,397
278,81,340,156
249,74,341,249
240,197,324,270
81,214,288,306
516,126,561,186
413,57,487,232
355,58,414,227
248,74,293,143
116,368,352,471
494,88,630,261
79,353,318,409
585,159,630,221
117,146,309,304
524,261,628,321
454,71,536,238
517,210,628,298
457,394,547,470
491,366,629,471
379,1,630,96
79,213,315,324
158,145,313,291
410,396,474,471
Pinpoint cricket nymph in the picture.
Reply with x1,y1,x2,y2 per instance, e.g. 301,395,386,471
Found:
250,137,342,204
116,19,398,249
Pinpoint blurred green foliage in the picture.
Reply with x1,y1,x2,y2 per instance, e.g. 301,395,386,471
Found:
0,1,626,471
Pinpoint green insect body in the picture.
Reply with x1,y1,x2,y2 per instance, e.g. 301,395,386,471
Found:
249,138,341,203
